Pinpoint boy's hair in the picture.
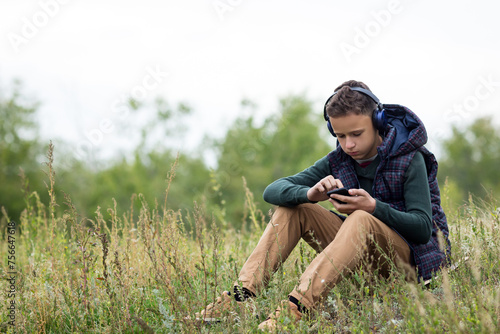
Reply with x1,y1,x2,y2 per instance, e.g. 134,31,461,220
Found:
325,80,377,118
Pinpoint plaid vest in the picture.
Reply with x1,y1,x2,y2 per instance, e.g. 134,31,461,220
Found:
327,107,451,280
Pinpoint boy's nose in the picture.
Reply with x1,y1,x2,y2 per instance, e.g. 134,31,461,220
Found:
346,138,355,149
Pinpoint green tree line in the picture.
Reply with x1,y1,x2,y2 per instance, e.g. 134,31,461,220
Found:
1,81,499,229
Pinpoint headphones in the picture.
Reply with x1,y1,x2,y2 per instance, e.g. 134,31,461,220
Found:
323,86,387,137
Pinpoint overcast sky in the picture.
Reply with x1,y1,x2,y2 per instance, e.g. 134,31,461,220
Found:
1,0,499,166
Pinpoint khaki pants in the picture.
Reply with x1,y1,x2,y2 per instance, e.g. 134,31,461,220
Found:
237,203,413,310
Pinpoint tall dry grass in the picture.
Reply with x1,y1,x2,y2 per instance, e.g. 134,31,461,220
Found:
0,145,499,333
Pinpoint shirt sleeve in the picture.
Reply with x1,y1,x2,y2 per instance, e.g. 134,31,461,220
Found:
372,151,433,244
263,156,331,206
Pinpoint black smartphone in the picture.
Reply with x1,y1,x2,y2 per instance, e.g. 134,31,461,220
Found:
326,188,351,204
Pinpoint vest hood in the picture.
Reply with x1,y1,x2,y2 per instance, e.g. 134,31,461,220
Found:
380,104,428,158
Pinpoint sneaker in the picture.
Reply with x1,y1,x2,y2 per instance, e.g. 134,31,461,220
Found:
258,300,302,331
195,290,254,323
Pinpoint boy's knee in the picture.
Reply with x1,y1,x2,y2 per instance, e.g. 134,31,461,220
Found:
346,210,372,223
270,204,318,231
344,210,380,233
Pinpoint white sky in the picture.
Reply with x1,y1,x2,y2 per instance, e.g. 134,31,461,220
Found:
1,0,500,167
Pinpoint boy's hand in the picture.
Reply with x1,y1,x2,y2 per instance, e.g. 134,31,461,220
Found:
329,188,376,214
307,176,344,202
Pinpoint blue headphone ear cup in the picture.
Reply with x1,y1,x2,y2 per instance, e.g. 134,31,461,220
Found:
326,119,336,137
372,108,387,134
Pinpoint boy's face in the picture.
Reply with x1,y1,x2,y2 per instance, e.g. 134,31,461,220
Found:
330,113,382,160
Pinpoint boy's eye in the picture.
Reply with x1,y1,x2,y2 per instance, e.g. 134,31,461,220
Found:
337,133,360,138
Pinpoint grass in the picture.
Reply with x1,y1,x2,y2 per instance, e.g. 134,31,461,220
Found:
0,146,499,333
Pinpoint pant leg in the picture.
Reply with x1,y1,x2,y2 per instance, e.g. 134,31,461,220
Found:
289,210,413,310
237,203,344,295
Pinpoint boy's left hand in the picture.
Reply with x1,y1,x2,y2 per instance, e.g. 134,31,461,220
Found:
329,188,376,214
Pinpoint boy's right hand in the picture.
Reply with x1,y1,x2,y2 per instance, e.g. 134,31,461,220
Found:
307,176,344,202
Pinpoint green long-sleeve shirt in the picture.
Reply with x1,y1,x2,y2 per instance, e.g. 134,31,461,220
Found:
263,152,432,244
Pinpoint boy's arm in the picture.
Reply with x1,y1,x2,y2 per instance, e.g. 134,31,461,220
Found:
372,152,433,244
263,156,331,206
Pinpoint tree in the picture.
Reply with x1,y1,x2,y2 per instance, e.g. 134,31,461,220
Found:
213,94,332,228
56,98,212,223
0,81,46,221
438,116,500,204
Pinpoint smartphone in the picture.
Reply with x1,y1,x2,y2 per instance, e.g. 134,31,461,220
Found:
327,188,351,204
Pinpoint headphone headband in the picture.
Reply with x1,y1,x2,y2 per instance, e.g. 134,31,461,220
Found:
323,86,387,137
323,87,382,120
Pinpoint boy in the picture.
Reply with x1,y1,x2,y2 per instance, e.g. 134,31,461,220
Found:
196,80,451,330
